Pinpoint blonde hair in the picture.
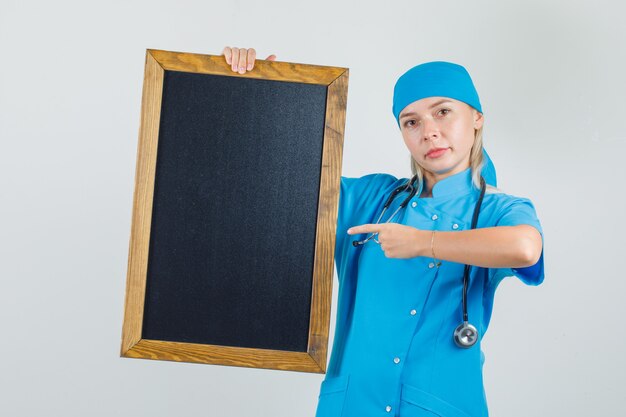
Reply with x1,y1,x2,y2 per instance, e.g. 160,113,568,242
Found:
410,125,495,192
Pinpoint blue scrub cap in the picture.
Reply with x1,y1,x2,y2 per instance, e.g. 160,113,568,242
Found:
392,61,496,186
392,61,482,127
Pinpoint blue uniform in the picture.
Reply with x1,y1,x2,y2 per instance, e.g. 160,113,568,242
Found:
315,167,545,417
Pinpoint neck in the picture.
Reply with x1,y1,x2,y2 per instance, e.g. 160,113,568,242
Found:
421,171,447,198
421,164,470,198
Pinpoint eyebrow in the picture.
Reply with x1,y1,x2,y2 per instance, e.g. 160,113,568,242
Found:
399,99,453,120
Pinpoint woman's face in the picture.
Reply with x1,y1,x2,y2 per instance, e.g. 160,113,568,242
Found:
399,96,483,178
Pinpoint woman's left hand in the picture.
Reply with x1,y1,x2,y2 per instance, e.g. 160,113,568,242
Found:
347,223,426,259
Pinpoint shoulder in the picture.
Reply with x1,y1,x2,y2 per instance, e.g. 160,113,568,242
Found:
337,173,408,231
483,185,537,209
481,186,542,230
341,173,404,191
340,173,406,201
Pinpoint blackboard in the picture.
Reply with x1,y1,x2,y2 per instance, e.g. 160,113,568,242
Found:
121,49,348,373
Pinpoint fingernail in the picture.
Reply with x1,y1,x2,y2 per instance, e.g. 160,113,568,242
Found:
347,228,352,234
247,63,253,70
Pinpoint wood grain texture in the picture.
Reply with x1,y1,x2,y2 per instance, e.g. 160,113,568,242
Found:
125,339,324,373
120,51,164,356
121,49,349,373
148,48,345,85
307,70,349,372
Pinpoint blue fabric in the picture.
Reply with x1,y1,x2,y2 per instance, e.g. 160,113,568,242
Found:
479,149,497,188
392,61,483,127
315,167,545,417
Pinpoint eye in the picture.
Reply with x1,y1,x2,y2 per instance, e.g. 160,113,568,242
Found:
403,119,417,128
438,108,450,116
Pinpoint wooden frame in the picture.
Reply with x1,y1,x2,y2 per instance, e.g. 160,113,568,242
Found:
120,49,348,373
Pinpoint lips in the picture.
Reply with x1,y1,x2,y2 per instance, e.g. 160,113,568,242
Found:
426,147,449,158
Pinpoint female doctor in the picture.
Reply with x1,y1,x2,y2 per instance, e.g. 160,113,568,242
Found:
222,47,545,417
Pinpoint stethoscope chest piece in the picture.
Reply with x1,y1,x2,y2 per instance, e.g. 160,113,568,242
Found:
352,175,487,350
453,321,478,348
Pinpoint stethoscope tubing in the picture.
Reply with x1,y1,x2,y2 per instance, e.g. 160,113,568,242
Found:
352,174,421,246
351,173,487,348
462,176,486,322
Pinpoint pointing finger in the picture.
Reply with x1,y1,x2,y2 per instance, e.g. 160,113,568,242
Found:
347,224,381,235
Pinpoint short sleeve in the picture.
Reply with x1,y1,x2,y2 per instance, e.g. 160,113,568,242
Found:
334,174,400,281
488,197,545,287
336,174,400,233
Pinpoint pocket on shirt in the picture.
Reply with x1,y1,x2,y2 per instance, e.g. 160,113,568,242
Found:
315,375,350,417
399,383,471,417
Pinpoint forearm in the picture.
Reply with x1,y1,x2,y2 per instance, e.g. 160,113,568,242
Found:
419,225,543,269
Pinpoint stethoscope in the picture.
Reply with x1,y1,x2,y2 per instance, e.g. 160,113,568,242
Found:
352,174,487,348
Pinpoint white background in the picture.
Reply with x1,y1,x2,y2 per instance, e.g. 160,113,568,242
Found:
1,0,624,415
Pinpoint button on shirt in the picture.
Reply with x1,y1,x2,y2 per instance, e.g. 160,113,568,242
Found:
315,167,545,417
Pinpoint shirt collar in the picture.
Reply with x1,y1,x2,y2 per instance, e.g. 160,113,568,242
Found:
421,167,476,200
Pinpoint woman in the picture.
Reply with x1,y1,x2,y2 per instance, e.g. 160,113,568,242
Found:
222,47,545,417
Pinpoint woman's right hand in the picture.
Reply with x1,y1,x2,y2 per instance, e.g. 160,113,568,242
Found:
222,46,277,74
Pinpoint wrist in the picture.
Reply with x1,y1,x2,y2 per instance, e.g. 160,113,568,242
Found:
415,229,430,258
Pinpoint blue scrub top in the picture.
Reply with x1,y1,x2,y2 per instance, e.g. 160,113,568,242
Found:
315,167,545,417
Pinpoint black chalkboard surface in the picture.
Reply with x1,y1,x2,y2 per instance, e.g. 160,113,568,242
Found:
143,69,327,351
121,49,348,373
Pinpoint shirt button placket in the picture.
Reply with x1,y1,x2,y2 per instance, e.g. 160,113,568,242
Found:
430,215,439,266
389,341,405,414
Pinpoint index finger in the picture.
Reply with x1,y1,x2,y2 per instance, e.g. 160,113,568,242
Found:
347,224,381,235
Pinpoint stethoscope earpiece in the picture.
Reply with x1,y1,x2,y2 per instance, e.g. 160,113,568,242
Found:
453,321,478,348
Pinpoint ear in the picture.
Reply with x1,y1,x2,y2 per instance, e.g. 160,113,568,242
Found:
473,110,484,130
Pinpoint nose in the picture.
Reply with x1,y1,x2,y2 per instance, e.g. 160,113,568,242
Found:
422,118,439,141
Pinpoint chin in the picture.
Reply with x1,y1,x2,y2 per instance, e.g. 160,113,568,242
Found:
432,166,456,175
425,159,463,176
420,159,451,172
